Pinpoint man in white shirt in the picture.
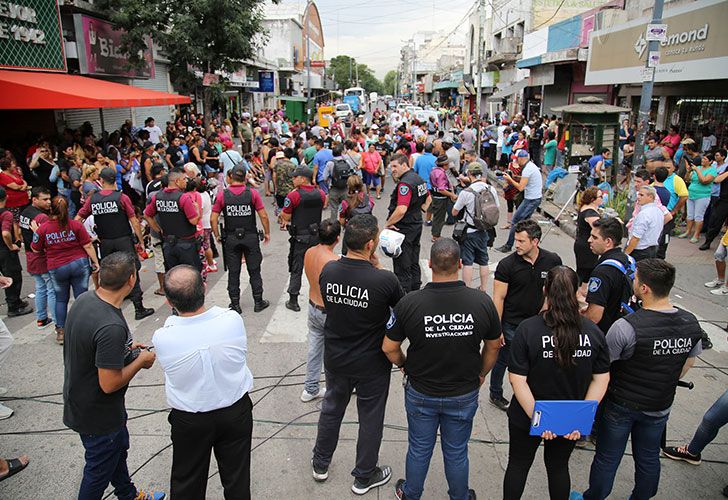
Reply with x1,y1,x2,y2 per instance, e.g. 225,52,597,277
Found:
153,265,254,500
143,117,164,145
452,163,499,289
625,186,665,261
497,150,543,252
219,142,244,178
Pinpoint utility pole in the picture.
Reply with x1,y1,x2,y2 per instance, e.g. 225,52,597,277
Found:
305,2,312,123
355,60,359,86
349,58,352,87
412,44,417,103
475,0,485,157
627,0,664,218
632,0,665,169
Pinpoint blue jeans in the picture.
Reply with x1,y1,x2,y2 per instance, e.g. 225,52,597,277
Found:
32,273,56,322
78,424,137,500
304,304,326,394
402,384,479,500
505,198,542,248
489,321,518,399
48,257,90,328
687,388,728,455
583,399,669,500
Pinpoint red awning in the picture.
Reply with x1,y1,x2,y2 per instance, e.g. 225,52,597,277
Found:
0,70,191,110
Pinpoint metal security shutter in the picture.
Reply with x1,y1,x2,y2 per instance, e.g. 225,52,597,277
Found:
133,62,175,128
64,107,132,135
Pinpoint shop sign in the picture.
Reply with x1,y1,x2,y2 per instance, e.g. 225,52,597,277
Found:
74,14,154,79
646,24,668,42
257,71,274,93
542,48,578,64
586,0,728,84
0,0,65,71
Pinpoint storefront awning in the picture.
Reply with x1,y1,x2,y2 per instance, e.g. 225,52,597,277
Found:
487,79,530,102
0,70,191,110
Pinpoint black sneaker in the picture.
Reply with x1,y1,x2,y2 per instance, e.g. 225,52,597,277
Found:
351,465,391,495
229,303,242,314
253,299,270,313
662,446,701,465
469,489,477,500
394,478,407,499
7,304,33,318
489,395,509,411
311,460,328,482
36,317,53,330
701,329,713,350
495,245,512,253
134,307,155,321
722,484,728,498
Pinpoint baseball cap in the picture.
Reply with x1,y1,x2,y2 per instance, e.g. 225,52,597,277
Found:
99,167,117,184
371,124,379,130
275,151,285,159
466,162,483,175
143,141,154,150
516,149,530,158
292,166,313,179
231,165,247,181
436,154,449,166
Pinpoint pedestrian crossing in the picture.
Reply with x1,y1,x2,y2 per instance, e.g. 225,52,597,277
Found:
260,278,309,343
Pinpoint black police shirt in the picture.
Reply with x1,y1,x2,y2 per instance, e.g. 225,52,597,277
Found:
507,315,610,430
586,248,631,334
385,281,501,397
320,257,404,376
494,248,562,326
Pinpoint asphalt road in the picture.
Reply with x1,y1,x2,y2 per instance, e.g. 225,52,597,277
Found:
0,178,726,499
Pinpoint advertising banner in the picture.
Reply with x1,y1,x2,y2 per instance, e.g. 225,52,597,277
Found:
74,14,154,79
0,0,65,71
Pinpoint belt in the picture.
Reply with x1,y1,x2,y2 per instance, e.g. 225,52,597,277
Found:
309,300,325,312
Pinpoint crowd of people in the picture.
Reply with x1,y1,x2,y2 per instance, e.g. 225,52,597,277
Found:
0,100,725,500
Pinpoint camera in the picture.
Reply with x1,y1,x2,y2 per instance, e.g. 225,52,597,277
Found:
495,171,505,177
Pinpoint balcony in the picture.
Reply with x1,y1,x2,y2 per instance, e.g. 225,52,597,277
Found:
487,36,522,66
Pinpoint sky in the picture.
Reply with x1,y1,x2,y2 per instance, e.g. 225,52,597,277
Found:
279,0,477,79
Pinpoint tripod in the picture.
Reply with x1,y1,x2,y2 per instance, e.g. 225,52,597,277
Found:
540,186,580,242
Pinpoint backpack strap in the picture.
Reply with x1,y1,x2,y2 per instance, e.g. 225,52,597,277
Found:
597,258,627,274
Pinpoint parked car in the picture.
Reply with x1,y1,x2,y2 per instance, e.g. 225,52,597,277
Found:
335,103,353,122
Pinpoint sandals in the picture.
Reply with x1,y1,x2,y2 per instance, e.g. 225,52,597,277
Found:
0,457,29,483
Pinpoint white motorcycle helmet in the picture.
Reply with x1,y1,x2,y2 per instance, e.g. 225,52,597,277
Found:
379,228,405,259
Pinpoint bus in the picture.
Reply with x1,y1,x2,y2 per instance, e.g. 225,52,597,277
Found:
344,87,367,114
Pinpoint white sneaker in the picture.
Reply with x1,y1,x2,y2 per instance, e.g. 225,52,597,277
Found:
710,286,728,296
705,278,723,288
0,402,13,420
300,387,326,403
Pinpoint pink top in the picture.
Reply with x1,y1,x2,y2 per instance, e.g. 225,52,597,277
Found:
31,219,91,270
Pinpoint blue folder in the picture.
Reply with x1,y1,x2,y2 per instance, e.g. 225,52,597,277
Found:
529,400,598,436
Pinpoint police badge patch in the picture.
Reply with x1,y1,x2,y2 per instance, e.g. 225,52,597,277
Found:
386,310,396,329
588,277,602,293
398,184,410,196
283,197,291,208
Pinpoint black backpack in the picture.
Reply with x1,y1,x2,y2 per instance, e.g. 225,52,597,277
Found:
350,194,373,217
332,158,356,189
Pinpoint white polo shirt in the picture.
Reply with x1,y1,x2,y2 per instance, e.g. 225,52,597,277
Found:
153,306,253,413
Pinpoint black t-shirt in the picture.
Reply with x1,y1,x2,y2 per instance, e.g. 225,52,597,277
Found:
34,158,55,194
507,315,610,429
385,281,501,396
204,144,219,171
166,145,185,167
374,141,392,165
321,257,404,376
322,137,334,150
63,291,134,435
719,167,728,201
586,248,631,334
494,248,562,326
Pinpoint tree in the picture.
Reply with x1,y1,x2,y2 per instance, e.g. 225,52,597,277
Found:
383,70,397,96
356,63,383,95
328,55,357,90
100,0,270,127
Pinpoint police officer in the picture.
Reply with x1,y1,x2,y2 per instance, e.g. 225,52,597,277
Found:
19,187,53,327
280,166,326,312
76,167,154,320
144,168,201,271
584,217,634,334
210,165,271,314
583,259,702,500
385,153,431,292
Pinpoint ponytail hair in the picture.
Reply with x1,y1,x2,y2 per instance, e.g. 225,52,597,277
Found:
542,266,582,369
344,174,365,220
50,196,69,228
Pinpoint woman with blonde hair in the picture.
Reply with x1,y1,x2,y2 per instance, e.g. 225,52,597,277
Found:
80,164,101,203
338,175,374,254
